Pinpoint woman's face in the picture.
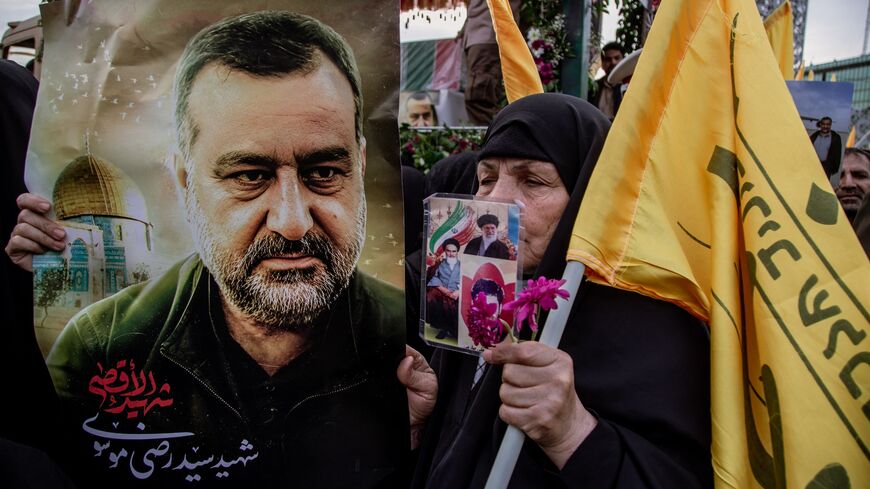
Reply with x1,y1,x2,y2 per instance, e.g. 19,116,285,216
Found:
475,157,569,273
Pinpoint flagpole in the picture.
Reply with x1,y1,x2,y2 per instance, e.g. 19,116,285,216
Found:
484,261,587,489
855,127,870,148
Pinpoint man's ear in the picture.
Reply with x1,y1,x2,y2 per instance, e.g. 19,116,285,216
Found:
359,137,367,178
172,150,189,190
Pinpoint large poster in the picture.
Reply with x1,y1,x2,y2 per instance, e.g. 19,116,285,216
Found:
26,1,406,486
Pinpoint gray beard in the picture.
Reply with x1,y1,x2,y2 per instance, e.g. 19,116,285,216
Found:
185,187,365,331
481,234,497,250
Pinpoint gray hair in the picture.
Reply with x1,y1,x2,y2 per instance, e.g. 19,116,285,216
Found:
173,11,364,159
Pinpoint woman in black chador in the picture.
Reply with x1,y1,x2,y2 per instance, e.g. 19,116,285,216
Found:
405,93,712,488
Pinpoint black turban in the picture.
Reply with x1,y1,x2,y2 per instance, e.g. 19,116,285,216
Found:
442,238,460,251
476,214,499,228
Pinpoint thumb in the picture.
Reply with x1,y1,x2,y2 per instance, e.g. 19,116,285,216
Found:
396,355,415,387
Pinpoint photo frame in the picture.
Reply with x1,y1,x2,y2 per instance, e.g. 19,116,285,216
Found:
420,193,523,355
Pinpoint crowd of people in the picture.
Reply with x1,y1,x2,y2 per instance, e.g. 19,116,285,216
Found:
2,10,869,489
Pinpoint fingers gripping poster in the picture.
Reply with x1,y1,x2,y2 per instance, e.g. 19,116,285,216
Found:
25,1,406,486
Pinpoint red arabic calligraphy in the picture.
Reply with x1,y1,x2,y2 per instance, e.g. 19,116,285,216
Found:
88,359,174,418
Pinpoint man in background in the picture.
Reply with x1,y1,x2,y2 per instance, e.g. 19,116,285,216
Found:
810,116,843,178
837,148,870,223
460,0,520,125
406,91,438,127
588,41,625,120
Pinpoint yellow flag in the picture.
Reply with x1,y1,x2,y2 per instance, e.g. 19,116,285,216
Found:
485,0,543,102
832,73,838,82
847,126,856,147
795,59,805,80
763,0,794,79
568,0,870,487
808,69,815,80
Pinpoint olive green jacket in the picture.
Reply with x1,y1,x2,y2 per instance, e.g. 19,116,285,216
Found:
47,254,407,488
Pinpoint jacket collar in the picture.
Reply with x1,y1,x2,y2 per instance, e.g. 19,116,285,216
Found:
159,257,369,415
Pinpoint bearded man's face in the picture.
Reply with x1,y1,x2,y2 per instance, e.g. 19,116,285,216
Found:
179,61,366,329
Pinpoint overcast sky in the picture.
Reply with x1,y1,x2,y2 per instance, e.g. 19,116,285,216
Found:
0,0,40,39
3,0,869,65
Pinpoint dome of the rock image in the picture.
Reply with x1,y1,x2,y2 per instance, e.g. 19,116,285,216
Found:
52,153,150,224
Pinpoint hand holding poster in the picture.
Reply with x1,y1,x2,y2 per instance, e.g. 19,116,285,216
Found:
25,1,406,487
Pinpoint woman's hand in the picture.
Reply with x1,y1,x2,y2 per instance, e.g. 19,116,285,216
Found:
5,193,66,272
484,341,597,470
397,345,438,449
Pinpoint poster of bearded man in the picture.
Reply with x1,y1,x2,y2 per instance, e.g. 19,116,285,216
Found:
24,1,406,487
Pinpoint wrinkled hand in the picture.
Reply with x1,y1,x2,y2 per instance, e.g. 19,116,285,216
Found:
484,341,597,470
397,345,437,449
5,193,66,272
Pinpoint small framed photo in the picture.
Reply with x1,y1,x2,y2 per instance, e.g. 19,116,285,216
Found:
420,193,523,355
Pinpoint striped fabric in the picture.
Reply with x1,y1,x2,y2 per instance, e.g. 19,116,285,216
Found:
401,39,463,91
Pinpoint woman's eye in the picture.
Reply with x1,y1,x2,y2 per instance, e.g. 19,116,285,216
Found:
478,177,496,187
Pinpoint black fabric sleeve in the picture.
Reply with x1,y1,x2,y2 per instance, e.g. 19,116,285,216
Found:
552,284,712,488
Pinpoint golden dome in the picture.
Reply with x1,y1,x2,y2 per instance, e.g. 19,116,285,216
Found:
53,154,150,224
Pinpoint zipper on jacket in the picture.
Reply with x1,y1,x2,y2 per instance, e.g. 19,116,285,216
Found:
161,350,244,420
287,376,369,415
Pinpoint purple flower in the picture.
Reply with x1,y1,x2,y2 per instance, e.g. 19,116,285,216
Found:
467,292,505,348
531,39,546,50
503,277,569,334
403,143,415,154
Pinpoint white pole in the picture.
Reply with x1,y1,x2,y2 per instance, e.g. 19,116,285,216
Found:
855,127,870,148
484,261,587,489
